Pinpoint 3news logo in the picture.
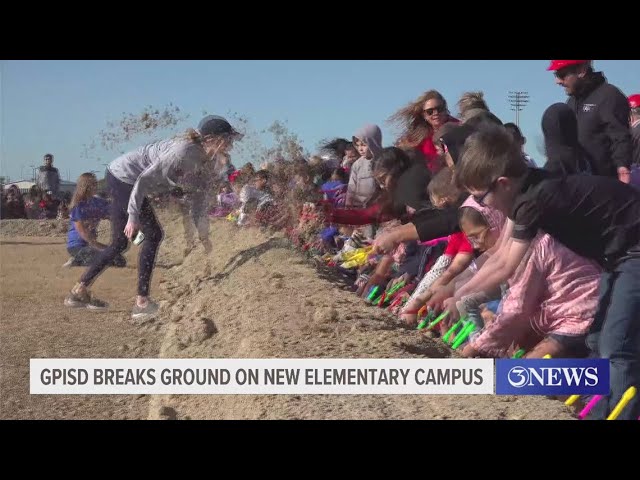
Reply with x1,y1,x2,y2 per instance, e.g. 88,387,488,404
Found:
495,359,610,395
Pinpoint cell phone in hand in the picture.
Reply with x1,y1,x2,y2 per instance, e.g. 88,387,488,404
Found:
133,231,145,246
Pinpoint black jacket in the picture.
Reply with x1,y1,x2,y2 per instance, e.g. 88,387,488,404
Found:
37,166,60,195
567,72,632,177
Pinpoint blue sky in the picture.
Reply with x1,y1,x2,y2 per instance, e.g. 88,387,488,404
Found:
2,60,639,182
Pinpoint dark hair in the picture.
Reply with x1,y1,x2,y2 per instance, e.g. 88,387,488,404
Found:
319,138,350,158
331,168,349,183
464,111,503,129
372,147,413,181
459,206,490,228
345,143,358,153
504,123,524,143
29,185,42,201
255,170,270,181
44,153,53,160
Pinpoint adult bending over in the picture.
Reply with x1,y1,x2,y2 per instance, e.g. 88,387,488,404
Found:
64,115,242,320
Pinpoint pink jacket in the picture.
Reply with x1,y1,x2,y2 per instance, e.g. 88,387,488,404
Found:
471,232,601,357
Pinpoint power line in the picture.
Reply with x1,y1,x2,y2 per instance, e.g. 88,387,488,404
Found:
508,91,530,128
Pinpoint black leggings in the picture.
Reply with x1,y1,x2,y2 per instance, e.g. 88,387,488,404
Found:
68,245,126,267
80,171,163,296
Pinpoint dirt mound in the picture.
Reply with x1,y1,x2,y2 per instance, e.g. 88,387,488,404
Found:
148,216,577,420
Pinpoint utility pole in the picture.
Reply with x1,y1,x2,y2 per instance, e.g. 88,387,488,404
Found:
508,91,530,128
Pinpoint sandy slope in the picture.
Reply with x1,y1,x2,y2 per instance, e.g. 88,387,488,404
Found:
0,214,577,420
147,217,576,420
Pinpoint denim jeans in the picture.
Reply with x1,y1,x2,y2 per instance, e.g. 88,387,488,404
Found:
586,256,640,420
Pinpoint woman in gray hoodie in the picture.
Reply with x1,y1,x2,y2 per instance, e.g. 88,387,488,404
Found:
64,115,242,320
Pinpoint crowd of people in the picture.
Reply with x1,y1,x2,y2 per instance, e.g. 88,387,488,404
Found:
1,153,71,220
15,59,638,420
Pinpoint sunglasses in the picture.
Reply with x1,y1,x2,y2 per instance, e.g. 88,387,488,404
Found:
472,178,498,205
554,66,578,80
423,105,445,116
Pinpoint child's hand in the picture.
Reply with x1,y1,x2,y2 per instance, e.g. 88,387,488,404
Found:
357,272,386,298
389,292,410,315
440,297,461,329
425,289,451,313
461,343,479,358
386,273,409,292
372,230,398,255
506,342,522,359
480,306,496,326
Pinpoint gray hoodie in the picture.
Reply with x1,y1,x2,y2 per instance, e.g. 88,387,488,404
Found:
346,124,383,208
107,137,209,223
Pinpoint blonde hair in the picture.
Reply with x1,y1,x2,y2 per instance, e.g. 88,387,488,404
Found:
181,128,203,143
70,173,98,209
389,90,448,148
457,92,489,120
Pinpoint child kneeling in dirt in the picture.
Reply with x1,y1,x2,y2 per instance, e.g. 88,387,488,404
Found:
64,173,127,268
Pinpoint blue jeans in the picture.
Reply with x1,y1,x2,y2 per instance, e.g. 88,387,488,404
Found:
586,257,640,420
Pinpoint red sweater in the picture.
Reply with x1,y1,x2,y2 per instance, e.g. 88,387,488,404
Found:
326,203,396,226
418,117,460,173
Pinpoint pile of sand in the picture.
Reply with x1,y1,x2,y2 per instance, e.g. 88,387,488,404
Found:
0,212,579,420
146,215,577,420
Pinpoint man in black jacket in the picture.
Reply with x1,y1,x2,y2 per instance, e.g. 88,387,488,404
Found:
547,60,632,182
37,153,61,197
630,94,640,167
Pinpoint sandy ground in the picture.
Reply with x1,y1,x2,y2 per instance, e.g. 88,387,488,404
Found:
0,219,177,420
1,214,577,420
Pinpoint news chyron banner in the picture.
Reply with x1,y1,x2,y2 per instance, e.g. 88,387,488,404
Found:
31,359,494,395
496,359,610,396
30,358,611,396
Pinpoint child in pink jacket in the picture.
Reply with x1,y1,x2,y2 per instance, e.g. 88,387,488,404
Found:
461,231,602,359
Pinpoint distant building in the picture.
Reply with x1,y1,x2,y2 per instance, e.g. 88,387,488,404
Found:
3,180,35,195
59,180,76,195
4,179,76,196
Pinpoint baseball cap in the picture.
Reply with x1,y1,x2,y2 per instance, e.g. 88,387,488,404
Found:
197,115,243,139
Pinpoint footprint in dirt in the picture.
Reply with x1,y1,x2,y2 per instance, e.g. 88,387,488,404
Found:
397,341,450,358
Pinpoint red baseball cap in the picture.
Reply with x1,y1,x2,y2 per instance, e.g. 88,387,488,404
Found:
547,60,590,71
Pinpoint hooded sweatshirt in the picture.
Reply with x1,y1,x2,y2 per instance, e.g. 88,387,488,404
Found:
542,103,591,176
346,124,383,208
107,136,209,223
